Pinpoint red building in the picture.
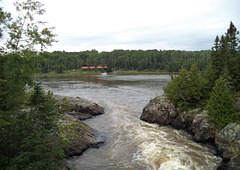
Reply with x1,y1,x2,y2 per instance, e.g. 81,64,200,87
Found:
81,66,107,69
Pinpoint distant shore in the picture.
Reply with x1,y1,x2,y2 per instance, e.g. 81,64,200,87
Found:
35,69,174,77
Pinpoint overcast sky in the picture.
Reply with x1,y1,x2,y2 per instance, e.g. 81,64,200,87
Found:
1,0,240,52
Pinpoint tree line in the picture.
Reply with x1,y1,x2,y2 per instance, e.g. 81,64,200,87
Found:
36,49,211,73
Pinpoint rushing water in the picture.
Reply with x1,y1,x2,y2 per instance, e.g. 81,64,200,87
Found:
37,74,221,170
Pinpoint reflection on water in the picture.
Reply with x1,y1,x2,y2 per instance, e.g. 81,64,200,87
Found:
37,75,221,170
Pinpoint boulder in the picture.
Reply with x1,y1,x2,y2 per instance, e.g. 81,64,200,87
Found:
55,96,105,158
55,95,104,120
60,114,105,158
216,123,240,170
140,95,177,125
172,111,195,130
190,111,216,143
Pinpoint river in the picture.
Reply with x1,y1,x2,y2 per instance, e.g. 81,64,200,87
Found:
37,74,221,170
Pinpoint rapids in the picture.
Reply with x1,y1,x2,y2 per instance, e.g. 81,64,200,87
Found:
37,75,221,170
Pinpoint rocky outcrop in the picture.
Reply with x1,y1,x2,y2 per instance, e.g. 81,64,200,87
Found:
216,123,240,170
60,114,105,157
140,95,177,125
55,95,104,120
140,95,240,170
56,96,105,158
191,112,216,143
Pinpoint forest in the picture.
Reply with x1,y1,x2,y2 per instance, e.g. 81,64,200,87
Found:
37,49,211,73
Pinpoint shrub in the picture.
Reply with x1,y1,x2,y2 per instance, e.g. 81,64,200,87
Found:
164,64,203,111
207,77,237,129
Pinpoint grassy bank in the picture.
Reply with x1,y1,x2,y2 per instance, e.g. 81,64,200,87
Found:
112,70,171,75
35,70,102,77
35,69,172,77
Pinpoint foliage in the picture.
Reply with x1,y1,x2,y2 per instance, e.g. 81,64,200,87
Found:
201,62,219,99
4,0,57,52
59,122,84,145
207,77,237,129
209,21,240,90
0,52,35,111
56,64,64,74
228,51,240,91
0,6,11,39
164,64,204,111
0,84,65,169
35,49,211,73
0,1,65,169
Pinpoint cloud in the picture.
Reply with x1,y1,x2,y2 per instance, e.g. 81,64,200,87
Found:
2,0,240,52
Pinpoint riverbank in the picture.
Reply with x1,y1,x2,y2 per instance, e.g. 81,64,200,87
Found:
35,69,172,77
55,95,105,158
140,95,240,170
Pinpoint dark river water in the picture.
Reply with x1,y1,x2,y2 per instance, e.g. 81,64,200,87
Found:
37,74,221,170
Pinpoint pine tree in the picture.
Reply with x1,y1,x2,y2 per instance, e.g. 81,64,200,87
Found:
202,62,217,97
0,84,65,169
228,52,240,90
226,21,239,59
207,77,236,129
226,22,240,90
209,21,239,90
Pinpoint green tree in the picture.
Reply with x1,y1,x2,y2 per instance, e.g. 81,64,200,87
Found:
0,1,64,169
207,77,237,129
164,67,190,110
211,35,226,79
164,64,204,110
226,21,239,59
209,22,239,90
0,52,35,111
188,64,203,103
228,52,240,90
0,84,64,169
202,62,217,98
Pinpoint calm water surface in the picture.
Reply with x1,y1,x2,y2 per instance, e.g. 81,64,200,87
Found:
37,75,221,170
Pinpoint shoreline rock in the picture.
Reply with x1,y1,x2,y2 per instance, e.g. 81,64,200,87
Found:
55,95,104,120
56,96,105,158
140,95,240,170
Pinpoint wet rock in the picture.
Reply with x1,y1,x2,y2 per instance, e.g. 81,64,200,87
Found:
60,114,105,158
64,126,105,157
216,123,240,170
172,112,195,130
67,112,92,120
140,95,217,143
55,96,105,158
190,111,216,143
140,95,177,125
55,95,104,120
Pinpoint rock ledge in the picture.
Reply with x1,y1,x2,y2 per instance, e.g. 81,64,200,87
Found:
56,96,105,158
